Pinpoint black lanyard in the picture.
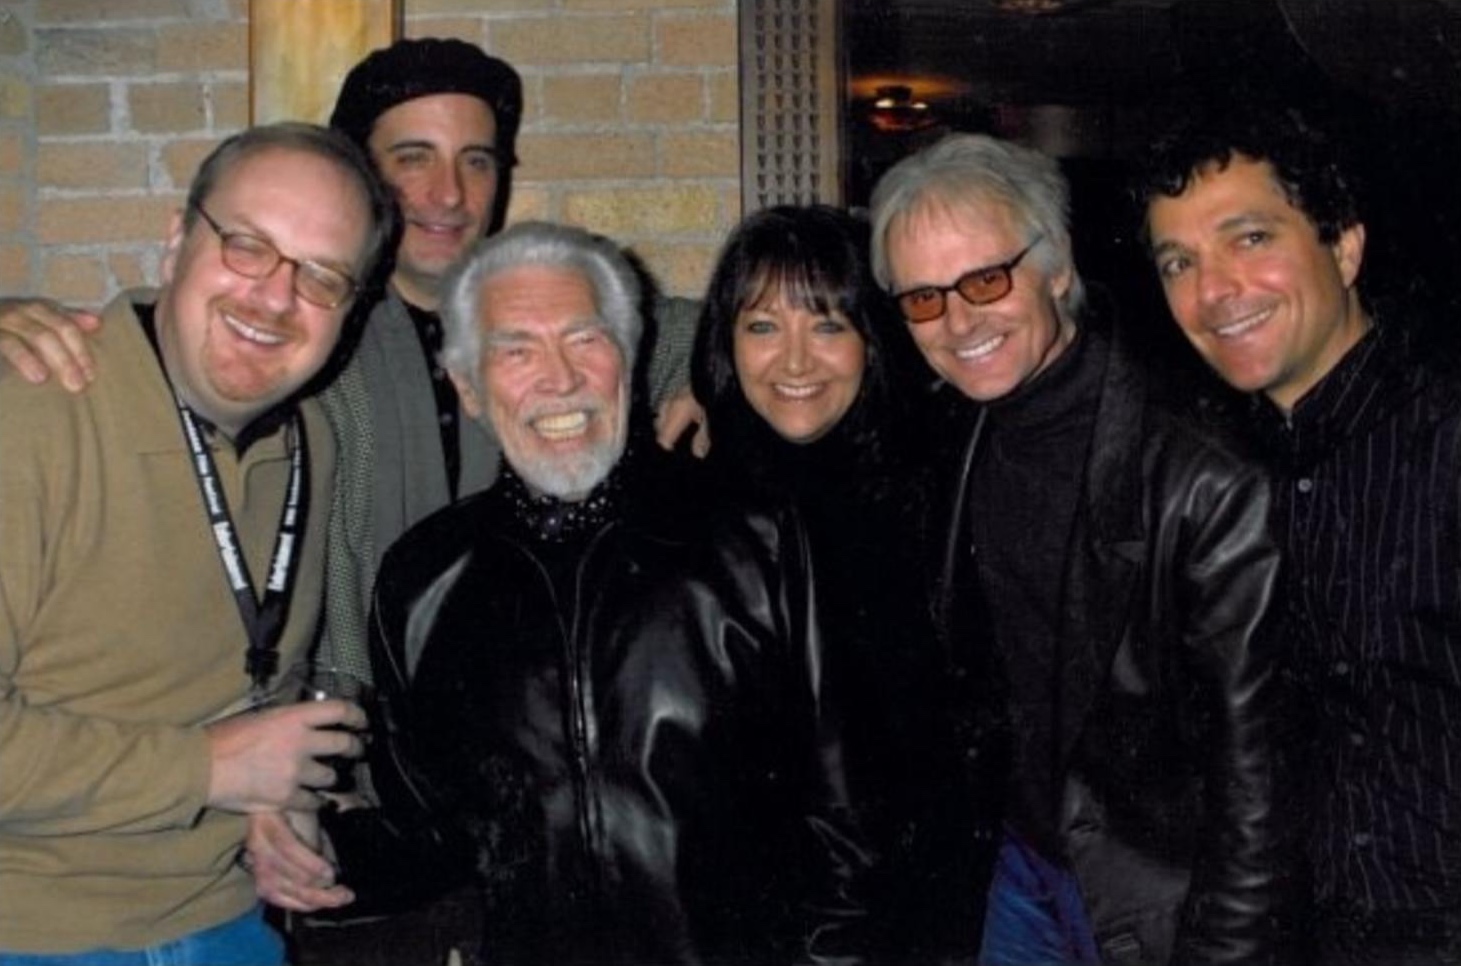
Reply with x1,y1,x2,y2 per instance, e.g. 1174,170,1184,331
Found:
173,398,309,703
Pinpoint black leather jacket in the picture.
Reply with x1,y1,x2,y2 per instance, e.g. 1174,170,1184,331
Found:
335,448,870,966
931,322,1283,965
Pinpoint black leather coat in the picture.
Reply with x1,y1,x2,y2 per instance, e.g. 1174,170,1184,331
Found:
336,448,871,966
930,323,1284,965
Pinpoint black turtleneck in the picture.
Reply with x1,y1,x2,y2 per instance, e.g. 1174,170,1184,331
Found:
404,300,463,501
967,325,1108,856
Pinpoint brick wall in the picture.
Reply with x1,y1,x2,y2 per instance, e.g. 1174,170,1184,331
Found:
0,0,740,306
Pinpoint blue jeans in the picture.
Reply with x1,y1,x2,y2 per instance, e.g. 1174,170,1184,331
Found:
0,906,285,966
979,831,1100,966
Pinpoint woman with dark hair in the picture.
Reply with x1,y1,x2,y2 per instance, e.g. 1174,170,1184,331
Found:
691,204,911,501
691,204,983,964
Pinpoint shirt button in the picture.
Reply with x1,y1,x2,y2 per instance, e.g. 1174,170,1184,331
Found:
1333,661,1350,675
439,413,453,425
1353,832,1372,847
1348,731,1366,747
1297,478,1314,494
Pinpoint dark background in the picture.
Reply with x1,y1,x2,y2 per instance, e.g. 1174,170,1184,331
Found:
844,0,1461,376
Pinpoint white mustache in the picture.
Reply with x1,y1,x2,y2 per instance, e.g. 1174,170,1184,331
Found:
522,399,601,424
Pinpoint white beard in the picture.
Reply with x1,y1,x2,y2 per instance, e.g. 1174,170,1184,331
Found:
513,435,624,501
506,382,630,502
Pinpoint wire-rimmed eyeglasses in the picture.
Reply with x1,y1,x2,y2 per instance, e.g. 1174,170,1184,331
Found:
193,205,359,310
892,235,1044,324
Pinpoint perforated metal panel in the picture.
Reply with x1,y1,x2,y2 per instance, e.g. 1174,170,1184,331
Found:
739,0,844,211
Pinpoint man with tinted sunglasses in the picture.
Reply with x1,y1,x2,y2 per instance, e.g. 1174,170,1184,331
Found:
869,133,1285,965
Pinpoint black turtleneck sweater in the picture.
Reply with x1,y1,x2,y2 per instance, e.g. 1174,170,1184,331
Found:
967,326,1107,857
404,300,462,501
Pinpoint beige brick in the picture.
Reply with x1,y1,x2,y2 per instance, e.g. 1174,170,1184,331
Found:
567,0,719,9
108,249,153,290
211,81,249,130
504,184,552,224
41,252,109,305
130,82,207,133
0,76,30,121
0,10,26,56
656,14,735,68
630,239,719,297
36,83,111,135
36,0,190,23
721,183,741,222
403,18,486,45
0,132,24,178
161,137,224,190
0,182,25,234
518,132,656,180
36,28,156,76
660,131,737,178
0,244,32,292
516,75,544,128
707,70,738,123
38,194,179,245
155,22,246,73
564,184,720,236
37,142,149,190
541,74,622,125
626,73,701,124
493,16,650,66
408,0,552,13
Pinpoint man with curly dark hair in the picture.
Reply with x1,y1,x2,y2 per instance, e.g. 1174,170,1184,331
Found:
1138,102,1461,966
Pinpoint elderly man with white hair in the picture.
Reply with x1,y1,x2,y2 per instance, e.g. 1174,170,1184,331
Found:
252,220,872,966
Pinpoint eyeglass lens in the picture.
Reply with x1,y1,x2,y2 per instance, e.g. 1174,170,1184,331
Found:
895,237,1040,323
196,206,355,309
219,235,354,309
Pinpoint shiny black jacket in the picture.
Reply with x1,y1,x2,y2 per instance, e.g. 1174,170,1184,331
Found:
931,323,1283,965
337,448,870,966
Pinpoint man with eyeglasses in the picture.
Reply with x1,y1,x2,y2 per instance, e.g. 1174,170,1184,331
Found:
867,133,1284,965
0,123,395,965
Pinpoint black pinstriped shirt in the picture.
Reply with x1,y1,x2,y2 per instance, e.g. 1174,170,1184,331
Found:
1255,322,1461,920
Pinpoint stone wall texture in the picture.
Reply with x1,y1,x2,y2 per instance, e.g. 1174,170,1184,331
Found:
0,0,740,303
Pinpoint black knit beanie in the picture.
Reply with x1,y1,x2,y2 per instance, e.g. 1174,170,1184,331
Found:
329,38,523,165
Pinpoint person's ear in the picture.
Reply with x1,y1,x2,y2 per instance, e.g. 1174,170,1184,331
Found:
448,370,484,421
160,209,187,284
1334,222,1366,290
1048,261,1073,303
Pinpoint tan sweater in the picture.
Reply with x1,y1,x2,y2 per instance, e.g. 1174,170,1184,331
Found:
0,292,334,952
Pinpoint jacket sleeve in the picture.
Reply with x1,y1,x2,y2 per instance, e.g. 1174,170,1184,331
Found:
771,506,877,966
645,294,700,410
1172,458,1283,965
320,568,476,919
